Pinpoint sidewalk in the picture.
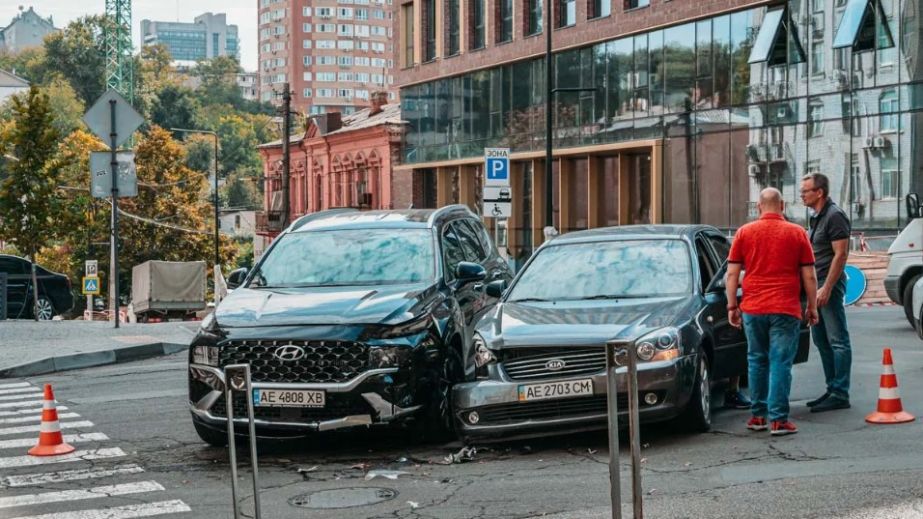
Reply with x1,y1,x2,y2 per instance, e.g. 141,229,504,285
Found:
0,320,197,377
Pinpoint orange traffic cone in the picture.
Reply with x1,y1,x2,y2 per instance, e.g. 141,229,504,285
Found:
866,348,915,425
28,384,75,456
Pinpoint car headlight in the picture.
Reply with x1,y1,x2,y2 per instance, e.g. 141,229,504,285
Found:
369,346,411,369
192,345,219,366
473,333,496,368
636,328,680,362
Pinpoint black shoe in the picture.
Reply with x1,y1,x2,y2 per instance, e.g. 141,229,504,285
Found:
810,395,850,413
806,392,831,408
725,391,752,410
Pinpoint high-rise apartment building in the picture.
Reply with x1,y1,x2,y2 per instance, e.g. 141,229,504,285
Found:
141,13,240,63
257,0,397,114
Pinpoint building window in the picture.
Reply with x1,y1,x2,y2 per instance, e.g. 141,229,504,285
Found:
833,0,894,52
303,88,313,97
422,0,437,60
470,0,485,49
881,158,899,199
303,23,312,32
447,0,461,55
808,102,824,137
811,42,824,75
748,8,806,65
624,0,649,9
588,0,610,18
558,0,576,26
527,0,542,35
879,90,898,131
402,3,414,66
497,0,513,42
339,7,354,18
356,8,369,19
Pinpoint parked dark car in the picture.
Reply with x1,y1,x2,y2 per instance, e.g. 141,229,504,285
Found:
452,225,810,440
0,254,74,320
188,206,513,445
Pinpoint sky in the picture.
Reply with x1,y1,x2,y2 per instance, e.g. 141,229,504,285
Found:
0,0,258,70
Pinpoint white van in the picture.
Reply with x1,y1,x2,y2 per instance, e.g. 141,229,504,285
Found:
886,195,923,327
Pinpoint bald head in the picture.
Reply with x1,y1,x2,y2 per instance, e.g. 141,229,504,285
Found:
758,187,784,215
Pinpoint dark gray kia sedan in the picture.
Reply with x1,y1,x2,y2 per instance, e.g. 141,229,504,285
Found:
452,225,810,441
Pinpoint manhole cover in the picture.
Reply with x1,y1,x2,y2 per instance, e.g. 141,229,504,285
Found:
288,487,398,509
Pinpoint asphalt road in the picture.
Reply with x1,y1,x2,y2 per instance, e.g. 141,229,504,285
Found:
2,306,922,519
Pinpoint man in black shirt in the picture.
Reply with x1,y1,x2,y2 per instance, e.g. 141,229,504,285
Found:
800,173,852,412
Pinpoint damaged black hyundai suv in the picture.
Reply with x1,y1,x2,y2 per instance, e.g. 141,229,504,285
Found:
188,206,512,445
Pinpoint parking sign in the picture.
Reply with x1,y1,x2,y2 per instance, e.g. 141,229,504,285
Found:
484,148,510,187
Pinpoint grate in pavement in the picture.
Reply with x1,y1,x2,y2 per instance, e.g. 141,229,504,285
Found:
288,487,398,509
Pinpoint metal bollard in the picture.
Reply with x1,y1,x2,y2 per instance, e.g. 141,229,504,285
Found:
224,364,262,519
626,341,643,519
605,342,623,519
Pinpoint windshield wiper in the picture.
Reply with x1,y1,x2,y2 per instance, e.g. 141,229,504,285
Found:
578,294,652,300
509,297,552,303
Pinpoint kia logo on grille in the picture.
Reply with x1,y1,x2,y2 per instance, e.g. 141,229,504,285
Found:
545,359,566,371
274,345,306,362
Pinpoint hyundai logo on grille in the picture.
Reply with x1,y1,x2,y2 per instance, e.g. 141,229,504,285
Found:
545,359,566,371
274,345,306,362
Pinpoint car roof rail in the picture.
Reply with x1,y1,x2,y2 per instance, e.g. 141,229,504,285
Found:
428,204,476,226
289,208,360,232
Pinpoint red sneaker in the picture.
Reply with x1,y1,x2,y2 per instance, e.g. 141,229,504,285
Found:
770,420,798,436
746,416,768,431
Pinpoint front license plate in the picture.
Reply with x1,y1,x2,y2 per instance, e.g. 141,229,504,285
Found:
252,389,325,408
517,379,594,402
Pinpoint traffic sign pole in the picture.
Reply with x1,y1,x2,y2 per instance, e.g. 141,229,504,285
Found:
109,99,120,329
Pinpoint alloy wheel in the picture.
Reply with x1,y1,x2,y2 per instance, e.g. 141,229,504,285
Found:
699,359,711,425
36,297,54,321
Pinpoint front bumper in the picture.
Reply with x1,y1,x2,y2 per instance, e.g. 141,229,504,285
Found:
189,364,422,434
452,353,697,439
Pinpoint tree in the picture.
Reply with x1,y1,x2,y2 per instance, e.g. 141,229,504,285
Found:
222,173,261,209
0,86,62,319
184,134,215,175
150,84,200,133
193,56,244,108
43,16,110,106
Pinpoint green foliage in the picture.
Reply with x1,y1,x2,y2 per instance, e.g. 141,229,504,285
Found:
150,84,200,133
184,134,215,175
0,86,62,255
234,238,253,269
222,173,261,209
42,16,110,106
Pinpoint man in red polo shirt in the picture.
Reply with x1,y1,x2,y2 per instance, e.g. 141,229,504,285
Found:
726,188,819,436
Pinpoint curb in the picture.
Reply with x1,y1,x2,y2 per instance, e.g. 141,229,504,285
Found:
0,342,188,378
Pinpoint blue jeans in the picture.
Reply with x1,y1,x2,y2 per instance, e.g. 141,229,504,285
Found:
743,313,801,422
811,276,852,399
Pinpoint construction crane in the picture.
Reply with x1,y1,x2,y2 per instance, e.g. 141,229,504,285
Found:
104,0,133,102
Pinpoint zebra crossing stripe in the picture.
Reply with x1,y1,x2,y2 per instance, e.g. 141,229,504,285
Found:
0,480,164,509
8,499,191,519
0,432,107,450
0,447,126,469
0,387,44,396
0,412,80,425
1,464,144,488
0,382,31,390
0,399,47,410
0,406,68,418
0,393,44,402
0,420,94,436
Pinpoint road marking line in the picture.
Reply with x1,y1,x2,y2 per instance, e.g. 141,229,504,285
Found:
0,387,43,396
0,412,80,425
0,480,164,509
8,499,191,519
0,400,47,410
1,463,144,488
0,447,125,469
0,382,31,390
0,420,94,436
0,432,108,450
0,406,68,418
0,393,43,402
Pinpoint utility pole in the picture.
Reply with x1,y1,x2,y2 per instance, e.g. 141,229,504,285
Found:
281,84,292,229
544,0,554,231
104,0,133,102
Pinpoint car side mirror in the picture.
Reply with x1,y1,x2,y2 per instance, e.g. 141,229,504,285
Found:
227,267,249,289
707,276,726,293
454,262,487,288
486,279,507,298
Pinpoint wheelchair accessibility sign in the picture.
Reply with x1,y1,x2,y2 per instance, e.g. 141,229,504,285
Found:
82,276,100,295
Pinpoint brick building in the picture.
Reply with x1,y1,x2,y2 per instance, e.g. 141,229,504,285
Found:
257,0,400,114
256,93,409,238
396,0,923,260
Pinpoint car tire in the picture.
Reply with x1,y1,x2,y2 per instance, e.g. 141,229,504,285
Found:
679,352,712,433
903,275,921,327
420,347,464,441
193,419,228,447
34,296,55,321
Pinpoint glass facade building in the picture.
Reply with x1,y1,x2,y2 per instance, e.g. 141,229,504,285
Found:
400,0,923,258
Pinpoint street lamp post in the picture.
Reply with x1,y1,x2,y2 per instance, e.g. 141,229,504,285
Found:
171,128,220,268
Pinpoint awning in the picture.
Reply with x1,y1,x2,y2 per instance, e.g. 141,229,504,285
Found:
748,8,806,66
832,0,894,51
